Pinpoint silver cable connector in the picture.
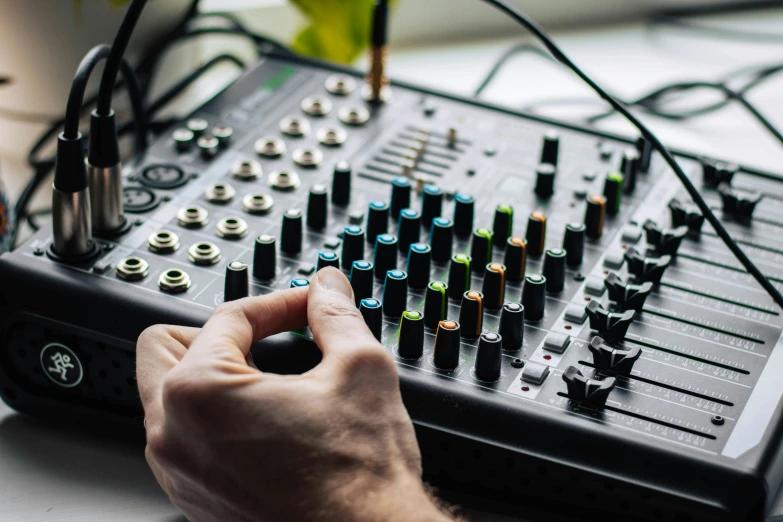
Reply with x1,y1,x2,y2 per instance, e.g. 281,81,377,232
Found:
52,186,93,258
88,162,125,235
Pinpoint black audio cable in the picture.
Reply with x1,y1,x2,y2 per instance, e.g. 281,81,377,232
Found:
97,0,147,118
474,43,555,97
12,53,246,247
52,44,115,259
86,0,148,236
481,0,783,310
477,41,783,144
650,0,783,44
588,81,783,146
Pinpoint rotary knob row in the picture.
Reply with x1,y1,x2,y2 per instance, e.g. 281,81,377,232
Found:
396,314,505,380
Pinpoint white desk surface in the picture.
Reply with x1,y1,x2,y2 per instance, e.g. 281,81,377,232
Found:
4,11,783,522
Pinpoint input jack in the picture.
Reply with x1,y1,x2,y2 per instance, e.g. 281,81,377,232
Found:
301,96,332,116
159,268,192,293
205,183,236,203
242,193,275,214
216,216,249,239
292,148,323,168
176,206,209,228
148,230,181,254
254,137,286,158
325,74,356,95
116,257,150,281
187,241,221,266
231,159,262,180
317,127,347,147
338,106,370,126
268,170,300,192
279,117,310,137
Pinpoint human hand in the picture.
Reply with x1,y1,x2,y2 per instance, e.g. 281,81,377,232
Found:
137,267,453,522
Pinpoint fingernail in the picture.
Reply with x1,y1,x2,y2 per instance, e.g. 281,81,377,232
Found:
314,267,353,299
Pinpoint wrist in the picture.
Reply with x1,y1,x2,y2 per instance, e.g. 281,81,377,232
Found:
327,471,455,522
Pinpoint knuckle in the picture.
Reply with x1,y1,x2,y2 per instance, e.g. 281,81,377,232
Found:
145,425,169,462
341,345,397,377
137,324,171,351
160,369,210,409
212,300,246,321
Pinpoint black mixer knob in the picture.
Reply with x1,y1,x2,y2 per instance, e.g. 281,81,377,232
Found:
306,184,328,229
360,298,383,340
635,136,653,173
173,128,194,152
584,195,606,239
492,204,514,247
643,220,687,256
424,281,448,329
475,332,502,382
459,291,484,339
374,234,398,279
585,300,635,343
398,310,425,359
398,208,421,253
390,177,412,219
540,130,560,166
382,269,408,317
252,234,277,280
562,366,616,407
331,161,352,206
525,211,547,257
421,184,444,229
430,217,454,263
562,223,585,267
198,134,219,159
534,163,556,199
604,272,653,312
668,198,704,236
350,260,374,306
470,228,493,272
224,261,249,302
702,158,738,188
448,254,472,300
366,200,390,244
316,251,340,271
453,193,475,238
341,225,365,270
718,183,761,221
603,172,623,215
503,237,526,283
624,247,671,284
280,209,303,254
522,275,546,321
620,149,640,194
433,320,461,370
543,248,566,293
407,243,432,289
481,263,506,310
588,336,642,374
499,302,524,351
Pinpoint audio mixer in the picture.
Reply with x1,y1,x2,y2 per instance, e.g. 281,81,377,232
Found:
3,52,783,521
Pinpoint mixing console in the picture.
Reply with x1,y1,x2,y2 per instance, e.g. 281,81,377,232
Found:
3,53,783,521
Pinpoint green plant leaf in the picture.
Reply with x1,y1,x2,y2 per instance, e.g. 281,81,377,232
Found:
290,0,396,64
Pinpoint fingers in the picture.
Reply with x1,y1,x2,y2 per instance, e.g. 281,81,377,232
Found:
182,286,310,367
308,267,400,392
307,268,386,361
137,325,201,420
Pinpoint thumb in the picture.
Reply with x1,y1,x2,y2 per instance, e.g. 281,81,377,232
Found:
307,267,384,362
